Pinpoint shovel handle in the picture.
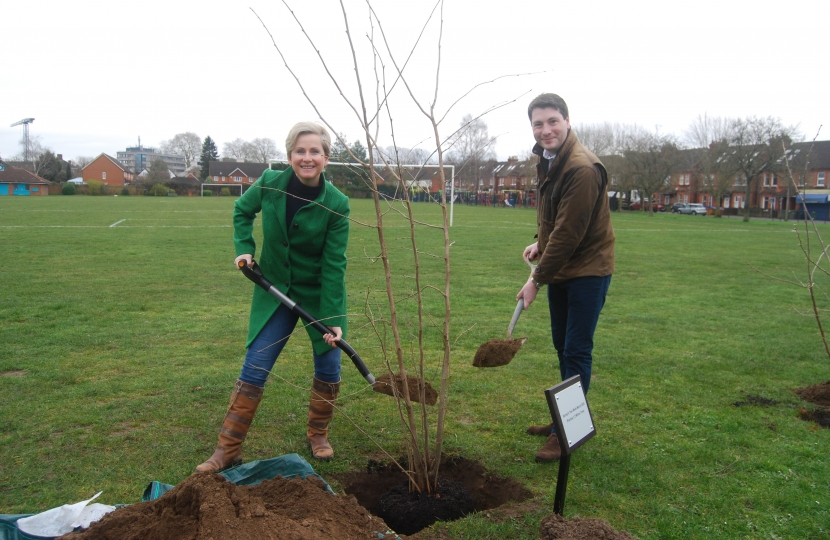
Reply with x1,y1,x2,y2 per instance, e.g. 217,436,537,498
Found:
507,298,524,338
237,260,376,385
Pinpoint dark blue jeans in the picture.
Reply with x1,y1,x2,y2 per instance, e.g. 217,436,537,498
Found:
239,305,341,387
547,274,612,395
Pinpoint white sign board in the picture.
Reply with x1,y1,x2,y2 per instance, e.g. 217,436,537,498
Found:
544,375,596,456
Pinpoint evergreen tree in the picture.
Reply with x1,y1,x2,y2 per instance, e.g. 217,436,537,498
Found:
199,136,219,180
65,162,72,181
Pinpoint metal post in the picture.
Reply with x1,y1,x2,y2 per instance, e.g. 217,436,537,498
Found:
553,454,571,516
450,165,455,227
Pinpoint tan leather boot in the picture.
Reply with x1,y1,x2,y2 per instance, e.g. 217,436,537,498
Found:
307,377,340,461
535,434,562,463
196,380,263,473
526,422,554,436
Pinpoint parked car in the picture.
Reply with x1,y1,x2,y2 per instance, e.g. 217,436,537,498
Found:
678,203,707,215
629,201,666,212
670,202,688,213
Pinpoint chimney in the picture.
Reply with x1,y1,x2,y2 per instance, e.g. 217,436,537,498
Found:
508,156,518,162
57,154,63,161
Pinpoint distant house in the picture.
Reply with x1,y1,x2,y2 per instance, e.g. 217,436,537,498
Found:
208,161,269,186
83,153,134,186
0,161,50,196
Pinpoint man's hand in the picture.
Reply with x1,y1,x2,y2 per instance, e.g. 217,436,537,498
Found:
523,243,540,262
323,326,342,347
517,280,539,310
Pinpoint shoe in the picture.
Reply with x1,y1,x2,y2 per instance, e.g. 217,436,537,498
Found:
307,377,340,461
196,380,263,473
526,422,554,436
535,434,562,463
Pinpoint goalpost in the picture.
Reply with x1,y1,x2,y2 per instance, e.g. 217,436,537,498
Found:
201,183,243,197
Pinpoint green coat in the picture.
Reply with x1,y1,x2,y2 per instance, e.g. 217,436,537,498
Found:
233,167,350,355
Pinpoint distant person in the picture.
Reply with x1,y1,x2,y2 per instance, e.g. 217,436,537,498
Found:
196,121,350,473
515,93,615,463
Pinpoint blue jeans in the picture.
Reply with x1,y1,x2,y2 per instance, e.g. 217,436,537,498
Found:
547,275,612,395
239,305,341,387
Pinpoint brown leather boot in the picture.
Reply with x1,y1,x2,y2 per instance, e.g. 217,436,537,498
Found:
196,380,263,473
535,434,562,463
526,422,554,436
307,377,340,461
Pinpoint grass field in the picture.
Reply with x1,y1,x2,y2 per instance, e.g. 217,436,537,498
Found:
1,195,828,539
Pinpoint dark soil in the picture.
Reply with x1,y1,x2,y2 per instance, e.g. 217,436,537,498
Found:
539,513,636,539
472,337,526,367
378,477,473,535
333,456,533,535
732,394,777,407
795,380,830,407
795,380,830,428
374,373,438,406
57,473,397,540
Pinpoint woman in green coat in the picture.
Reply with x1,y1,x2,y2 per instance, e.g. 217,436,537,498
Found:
197,122,350,472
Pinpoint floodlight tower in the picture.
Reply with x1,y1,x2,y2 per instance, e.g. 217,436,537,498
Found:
10,118,35,161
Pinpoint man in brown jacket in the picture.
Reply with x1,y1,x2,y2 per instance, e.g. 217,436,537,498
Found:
516,93,615,463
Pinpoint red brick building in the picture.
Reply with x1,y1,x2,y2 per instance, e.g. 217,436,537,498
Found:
83,153,134,186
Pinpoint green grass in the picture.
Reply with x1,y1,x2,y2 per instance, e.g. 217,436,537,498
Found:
1,195,828,539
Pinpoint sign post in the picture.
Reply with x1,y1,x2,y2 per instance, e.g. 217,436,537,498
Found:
544,375,596,515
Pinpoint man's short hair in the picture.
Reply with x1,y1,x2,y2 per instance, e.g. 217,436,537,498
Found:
285,121,332,157
527,93,569,121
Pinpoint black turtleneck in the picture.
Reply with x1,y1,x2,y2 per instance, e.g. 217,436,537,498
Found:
285,173,322,228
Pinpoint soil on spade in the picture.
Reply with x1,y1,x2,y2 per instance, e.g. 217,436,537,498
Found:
472,338,525,367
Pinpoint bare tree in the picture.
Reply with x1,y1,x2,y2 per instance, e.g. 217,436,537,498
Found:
11,134,46,164
622,128,683,215
381,145,435,166
447,114,496,194
726,116,799,221
160,132,202,168
574,122,617,157
222,138,248,161
247,137,283,163
251,0,535,496
684,113,735,149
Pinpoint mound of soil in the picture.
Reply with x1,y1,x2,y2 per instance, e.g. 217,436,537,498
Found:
334,456,533,535
795,380,830,428
58,473,396,540
796,380,830,407
374,373,438,406
539,513,636,540
472,338,526,367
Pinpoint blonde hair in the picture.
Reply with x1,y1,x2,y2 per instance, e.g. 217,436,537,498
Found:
285,122,331,157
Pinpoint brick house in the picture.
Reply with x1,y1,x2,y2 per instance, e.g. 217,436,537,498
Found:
0,161,50,196
626,141,830,216
83,153,134,186
208,161,270,187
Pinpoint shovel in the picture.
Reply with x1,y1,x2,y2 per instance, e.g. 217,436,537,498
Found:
472,256,535,367
238,260,437,405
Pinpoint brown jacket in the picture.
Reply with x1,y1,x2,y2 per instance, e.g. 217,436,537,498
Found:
532,130,615,283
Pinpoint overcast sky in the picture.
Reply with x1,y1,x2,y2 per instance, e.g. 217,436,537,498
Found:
2,0,828,163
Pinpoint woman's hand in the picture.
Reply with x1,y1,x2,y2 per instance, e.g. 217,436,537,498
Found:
235,254,253,268
323,326,342,347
